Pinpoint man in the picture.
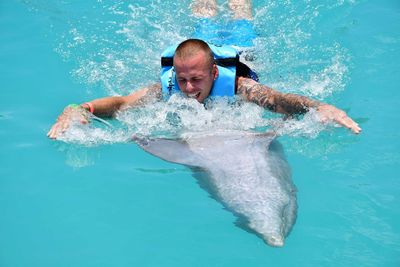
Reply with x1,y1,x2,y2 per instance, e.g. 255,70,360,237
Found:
47,39,361,139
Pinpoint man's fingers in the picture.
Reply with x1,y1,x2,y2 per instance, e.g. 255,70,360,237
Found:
47,130,53,138
336,116,362,134
47,124,59,139
47,120,71,139
48,107,92,139
317,104,362,134
47,127,58,139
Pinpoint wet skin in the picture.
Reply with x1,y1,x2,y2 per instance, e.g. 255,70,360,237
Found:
174,51,218,103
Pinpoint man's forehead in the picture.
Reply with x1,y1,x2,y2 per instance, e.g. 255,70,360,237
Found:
174,50,208,61
174,52,209,67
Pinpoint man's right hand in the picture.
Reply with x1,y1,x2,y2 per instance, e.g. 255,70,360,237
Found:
47,85,162,139
47,105,90,139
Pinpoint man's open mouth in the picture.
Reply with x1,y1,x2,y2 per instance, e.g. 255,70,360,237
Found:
188,92,201,99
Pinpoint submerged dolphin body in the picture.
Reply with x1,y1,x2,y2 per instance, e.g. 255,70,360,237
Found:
134,130,297,247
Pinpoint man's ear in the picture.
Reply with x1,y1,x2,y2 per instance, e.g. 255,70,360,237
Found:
213,64,219,80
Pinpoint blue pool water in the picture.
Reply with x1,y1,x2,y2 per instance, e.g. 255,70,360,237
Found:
1,0,400,266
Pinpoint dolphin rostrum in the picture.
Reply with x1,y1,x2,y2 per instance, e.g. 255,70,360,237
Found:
134,130,297,247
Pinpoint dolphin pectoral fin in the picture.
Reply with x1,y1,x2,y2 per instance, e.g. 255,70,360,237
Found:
133,136,200,167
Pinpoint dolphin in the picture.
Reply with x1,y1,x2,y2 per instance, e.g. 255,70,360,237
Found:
134,130,297,247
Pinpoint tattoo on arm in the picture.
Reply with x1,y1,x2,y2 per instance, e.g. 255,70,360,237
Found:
237,78,320,115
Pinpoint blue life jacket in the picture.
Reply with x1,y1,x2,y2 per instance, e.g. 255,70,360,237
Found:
160,44,239,98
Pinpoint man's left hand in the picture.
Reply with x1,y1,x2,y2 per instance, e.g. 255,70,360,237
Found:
316,104,362,134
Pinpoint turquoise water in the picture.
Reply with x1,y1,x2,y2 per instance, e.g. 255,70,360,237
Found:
1,0,400,266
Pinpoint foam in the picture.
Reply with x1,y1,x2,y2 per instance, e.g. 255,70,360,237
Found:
57,121,129,146
269,109,328,138
117,95,270,137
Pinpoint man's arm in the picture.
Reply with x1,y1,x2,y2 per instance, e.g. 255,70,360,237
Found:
82,83,161,117
47,84,161,139
237,77,361,134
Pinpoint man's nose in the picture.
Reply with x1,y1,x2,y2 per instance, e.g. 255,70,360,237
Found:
185,81,195,92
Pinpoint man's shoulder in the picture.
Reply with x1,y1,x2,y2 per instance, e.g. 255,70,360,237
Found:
237,76,258,87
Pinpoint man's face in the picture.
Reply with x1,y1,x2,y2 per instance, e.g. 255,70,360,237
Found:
174,51,218,103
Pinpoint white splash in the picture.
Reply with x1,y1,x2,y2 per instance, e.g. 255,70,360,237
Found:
117,94,270,137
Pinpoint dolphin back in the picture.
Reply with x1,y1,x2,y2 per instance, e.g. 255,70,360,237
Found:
134,131,297,247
